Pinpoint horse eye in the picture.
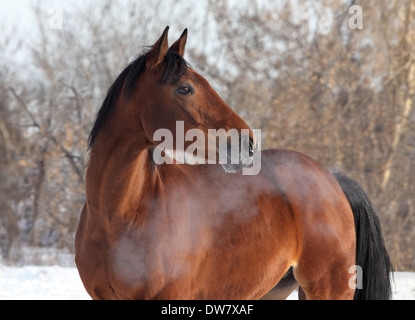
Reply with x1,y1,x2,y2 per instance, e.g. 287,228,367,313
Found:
176,84,194,95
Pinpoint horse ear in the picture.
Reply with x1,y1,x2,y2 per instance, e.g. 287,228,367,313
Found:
146,26,169,71
169,28,188,56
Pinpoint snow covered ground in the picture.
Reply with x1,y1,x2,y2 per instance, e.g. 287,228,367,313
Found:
0,265,90,300
0,266,413,300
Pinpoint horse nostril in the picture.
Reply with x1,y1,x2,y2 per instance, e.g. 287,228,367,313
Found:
249,136,254,157
238,134,255,168
241,135,255,158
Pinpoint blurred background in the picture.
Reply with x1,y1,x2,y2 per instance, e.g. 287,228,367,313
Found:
0,0,414,271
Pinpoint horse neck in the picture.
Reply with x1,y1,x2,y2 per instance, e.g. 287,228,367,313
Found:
86,129,153,222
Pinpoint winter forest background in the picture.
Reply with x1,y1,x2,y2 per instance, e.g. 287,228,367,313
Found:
0,0,414,271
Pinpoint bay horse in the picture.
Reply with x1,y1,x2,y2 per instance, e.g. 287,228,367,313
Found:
75,27,392,300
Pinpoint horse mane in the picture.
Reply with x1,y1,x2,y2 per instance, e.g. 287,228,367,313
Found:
88,49,188,149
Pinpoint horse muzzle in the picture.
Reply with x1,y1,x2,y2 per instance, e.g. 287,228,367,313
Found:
221,135,257,173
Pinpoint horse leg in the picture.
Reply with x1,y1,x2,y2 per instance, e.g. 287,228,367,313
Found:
293,252,356,300
298,286,306,300
294,269,355,300
260,267,299,300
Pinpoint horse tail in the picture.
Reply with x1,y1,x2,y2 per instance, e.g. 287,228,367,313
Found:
333,171,393,300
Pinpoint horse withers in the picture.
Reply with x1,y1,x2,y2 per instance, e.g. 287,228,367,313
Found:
75,27,392,300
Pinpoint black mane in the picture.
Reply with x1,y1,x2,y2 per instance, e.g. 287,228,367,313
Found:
88,50,188,149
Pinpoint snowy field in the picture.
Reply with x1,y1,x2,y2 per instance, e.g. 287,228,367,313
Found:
0,266,414,300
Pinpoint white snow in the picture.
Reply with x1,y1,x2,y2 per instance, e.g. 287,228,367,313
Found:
0,265,413,300
390,272,415,300
0,265,90,300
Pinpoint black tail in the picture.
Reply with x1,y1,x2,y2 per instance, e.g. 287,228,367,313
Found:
333,172,393,300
